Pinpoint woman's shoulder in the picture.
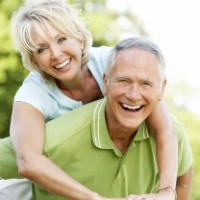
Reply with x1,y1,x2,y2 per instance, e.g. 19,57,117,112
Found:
14,72,83,121
13,72,57,119
88,46,113,73
18,72,57,94
23,72,49,85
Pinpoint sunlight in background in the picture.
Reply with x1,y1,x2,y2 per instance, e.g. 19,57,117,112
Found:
108,0,200,115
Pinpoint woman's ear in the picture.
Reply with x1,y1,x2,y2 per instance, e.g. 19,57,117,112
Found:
80,40,84,49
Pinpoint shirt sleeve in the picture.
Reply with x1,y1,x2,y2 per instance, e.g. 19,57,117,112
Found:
88,46,113,93
14,72,56,121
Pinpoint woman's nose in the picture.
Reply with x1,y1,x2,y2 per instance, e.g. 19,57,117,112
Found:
50,45,62,60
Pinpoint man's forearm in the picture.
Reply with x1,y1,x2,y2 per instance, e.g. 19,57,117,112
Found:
176,166,193,200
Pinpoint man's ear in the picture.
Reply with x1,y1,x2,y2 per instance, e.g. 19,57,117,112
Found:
103,74,108,96
159,79,167,100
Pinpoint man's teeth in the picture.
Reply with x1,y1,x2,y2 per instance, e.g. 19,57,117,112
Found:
122,104,141,110
55,59,70,69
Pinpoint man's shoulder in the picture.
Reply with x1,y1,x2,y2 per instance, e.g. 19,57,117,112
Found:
48,99,102,123
170,114,187,141
45,99,102,131
44,99,104,151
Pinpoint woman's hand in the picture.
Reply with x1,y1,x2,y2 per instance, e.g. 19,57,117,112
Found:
127,189,176,200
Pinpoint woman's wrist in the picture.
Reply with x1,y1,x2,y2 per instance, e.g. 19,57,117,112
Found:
158,186,177,200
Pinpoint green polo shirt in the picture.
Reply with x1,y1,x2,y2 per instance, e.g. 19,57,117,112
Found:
0,137,21,178
32,98,192,200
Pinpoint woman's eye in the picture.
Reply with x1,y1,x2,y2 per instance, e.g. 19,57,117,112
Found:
58,37,67,43
37,47,47,54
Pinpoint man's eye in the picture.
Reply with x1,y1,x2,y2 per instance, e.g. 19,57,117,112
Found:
142,81,151,86
118,79,128,83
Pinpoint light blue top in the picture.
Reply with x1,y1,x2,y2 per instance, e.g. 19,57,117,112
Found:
14,46,112,122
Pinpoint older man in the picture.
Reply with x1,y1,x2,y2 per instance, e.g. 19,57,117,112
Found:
31,37,192,200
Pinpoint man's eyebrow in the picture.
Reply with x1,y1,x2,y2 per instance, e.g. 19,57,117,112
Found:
141,78,152,82
140,78,153,84
114,74,129,78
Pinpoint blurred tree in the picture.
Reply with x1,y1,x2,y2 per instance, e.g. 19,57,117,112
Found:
0,0,27,137
69,0,147,46
0,0,146,138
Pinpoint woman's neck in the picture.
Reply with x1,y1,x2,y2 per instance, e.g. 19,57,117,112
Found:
56,66,103,103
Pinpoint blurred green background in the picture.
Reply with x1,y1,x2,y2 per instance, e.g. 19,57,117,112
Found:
0,0,199,199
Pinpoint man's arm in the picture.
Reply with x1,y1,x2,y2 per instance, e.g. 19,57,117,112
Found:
176,166,193,200
127,167,193,200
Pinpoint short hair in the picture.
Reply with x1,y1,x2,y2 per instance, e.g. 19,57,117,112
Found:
11,0,92,80
105,37,166,80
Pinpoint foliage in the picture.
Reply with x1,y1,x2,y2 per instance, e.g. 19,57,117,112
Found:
0,0,27,136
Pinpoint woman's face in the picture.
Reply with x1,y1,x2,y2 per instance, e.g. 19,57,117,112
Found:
31,26,84,83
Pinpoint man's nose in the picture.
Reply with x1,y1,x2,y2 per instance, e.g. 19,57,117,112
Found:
125,84,141,100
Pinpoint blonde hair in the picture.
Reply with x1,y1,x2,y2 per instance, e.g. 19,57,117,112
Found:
11,0,92,80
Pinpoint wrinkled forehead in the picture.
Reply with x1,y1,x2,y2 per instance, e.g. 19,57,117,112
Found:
115,49,159,69
112,49,164,79
109,66,149,79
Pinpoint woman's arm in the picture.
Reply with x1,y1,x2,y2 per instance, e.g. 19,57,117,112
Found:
146,100,178,191
10,102,102,200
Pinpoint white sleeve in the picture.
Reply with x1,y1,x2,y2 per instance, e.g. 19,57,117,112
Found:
14,72,56,120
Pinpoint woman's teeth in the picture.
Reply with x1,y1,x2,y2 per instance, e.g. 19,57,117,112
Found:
55,59,70,69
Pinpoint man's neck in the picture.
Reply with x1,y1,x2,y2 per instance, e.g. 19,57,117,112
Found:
109,133,134,153
107,121,137,153
104,104,138,153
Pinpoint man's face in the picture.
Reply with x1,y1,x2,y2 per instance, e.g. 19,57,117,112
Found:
103,49,166,132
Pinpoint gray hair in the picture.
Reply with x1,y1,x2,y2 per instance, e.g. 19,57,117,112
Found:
105,37,166,79
11,0,92,80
